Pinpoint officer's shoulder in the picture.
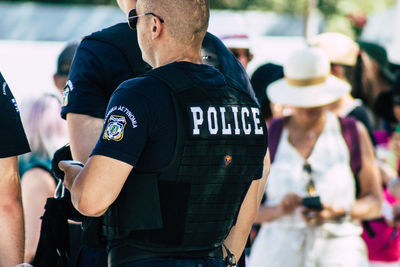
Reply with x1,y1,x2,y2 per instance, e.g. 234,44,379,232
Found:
117,76,167,95
84,23,133,41
80,23,137,53
76,24,133,60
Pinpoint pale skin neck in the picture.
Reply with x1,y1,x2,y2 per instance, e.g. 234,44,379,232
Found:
118,0,136,15
328,93,354,116
289,112,326,134
152,42,203,68
287,111,327,158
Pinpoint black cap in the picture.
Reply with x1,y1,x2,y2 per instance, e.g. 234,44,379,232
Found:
374,73,400,122
56,43,78,76
358,41,395,83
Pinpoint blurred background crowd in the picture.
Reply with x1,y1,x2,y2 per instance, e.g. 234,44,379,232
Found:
3,0,400,266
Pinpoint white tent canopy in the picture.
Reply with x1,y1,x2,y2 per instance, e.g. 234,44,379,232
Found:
0,2,309,104
361,0,400,64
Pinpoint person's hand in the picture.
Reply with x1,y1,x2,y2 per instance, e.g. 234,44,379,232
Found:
302,204,346,225
278,193,302,215
58,160,84,191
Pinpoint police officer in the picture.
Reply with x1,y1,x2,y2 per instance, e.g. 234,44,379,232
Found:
0,72,31,266
61,0,257,165
62,1,259,264
60,0,269,266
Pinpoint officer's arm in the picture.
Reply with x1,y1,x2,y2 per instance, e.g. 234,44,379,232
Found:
348,122,382,220
60,155,133,217
223,151,270,260
67,113,104,164
0,156,24,266
257,151,270,205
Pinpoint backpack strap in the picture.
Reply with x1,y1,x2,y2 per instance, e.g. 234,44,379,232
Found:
339,116,362,197
268,117,286,163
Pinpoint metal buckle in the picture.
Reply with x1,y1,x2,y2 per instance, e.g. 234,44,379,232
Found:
223,244,237,267
54,179,65,199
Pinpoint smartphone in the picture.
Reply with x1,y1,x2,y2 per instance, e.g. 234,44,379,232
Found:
302,196,323,211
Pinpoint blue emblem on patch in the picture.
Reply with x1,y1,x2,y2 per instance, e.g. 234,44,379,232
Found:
103,115,127,141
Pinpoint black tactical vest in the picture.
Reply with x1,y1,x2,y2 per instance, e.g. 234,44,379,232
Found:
102,63,267,253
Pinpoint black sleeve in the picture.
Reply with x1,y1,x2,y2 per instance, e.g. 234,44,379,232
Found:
0,73,30,158
61,39,133,119
91,78,153,167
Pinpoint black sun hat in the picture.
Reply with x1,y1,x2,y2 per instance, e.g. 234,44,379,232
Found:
56,43,78,76
374,73,400,122
358,41,395,83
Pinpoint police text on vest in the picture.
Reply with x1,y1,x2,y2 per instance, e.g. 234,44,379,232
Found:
190,106,264,135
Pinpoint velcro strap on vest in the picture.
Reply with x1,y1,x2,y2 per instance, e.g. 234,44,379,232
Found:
102,173,163,239
108,245,223,266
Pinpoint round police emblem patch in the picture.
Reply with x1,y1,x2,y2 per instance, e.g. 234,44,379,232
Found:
103,115,127,141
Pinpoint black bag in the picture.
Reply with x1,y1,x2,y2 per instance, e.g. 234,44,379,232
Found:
31,144,80,266
31,197,72,267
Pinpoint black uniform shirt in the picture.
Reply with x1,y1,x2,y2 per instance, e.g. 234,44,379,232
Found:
91,73,175,170
0,72,30,158
92,62,265,179
61,38,134,119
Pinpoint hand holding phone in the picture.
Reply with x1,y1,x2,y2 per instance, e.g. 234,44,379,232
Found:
301,196,323,211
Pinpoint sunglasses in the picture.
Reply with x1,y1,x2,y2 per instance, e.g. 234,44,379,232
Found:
303,162,316,196
128,8,164,30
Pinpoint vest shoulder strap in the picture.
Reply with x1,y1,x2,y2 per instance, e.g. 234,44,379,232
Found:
268,117,285,163
139,65,192,174
83,23,149,75
142,64,197,94
339,116,362,196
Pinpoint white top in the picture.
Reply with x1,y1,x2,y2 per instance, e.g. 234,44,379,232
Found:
264,112,362,236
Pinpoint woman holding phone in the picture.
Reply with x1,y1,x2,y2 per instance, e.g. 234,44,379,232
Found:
248,47,382,267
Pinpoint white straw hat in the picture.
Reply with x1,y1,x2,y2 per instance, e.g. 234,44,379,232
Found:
267,47,350,108
220,34,251,49
309,32,359,66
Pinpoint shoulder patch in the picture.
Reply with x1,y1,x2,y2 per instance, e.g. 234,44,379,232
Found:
62,80,73,106
103,115,127,141
11,98,20,113
2,82,7,95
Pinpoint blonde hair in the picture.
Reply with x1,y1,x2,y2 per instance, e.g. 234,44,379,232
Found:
21,94,68,160
142,0,209,46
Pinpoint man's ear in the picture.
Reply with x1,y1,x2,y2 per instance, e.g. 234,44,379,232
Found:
249,52,254,62
151,17,163,40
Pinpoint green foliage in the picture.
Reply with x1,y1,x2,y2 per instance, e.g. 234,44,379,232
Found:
210,0,396,15
5,0,117,5
3,0,396,13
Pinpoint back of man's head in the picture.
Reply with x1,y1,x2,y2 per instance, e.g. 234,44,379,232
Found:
141,0,209,46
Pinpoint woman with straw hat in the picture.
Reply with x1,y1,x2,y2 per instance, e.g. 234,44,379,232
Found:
247,47,382,267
